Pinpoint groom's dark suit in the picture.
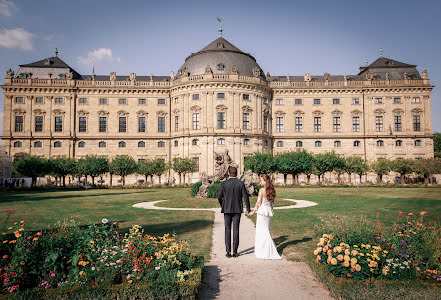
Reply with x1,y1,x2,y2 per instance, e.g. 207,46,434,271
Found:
217,177,251,255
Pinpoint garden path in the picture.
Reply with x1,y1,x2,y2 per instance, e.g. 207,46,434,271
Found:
133,199,333,300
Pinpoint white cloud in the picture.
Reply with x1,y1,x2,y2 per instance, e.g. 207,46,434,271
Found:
0,0,15,17
77,48,121,66
0,28,33,50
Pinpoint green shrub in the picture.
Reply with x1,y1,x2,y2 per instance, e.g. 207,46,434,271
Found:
252,182,261,196
190,182,202,197
207,181,221,198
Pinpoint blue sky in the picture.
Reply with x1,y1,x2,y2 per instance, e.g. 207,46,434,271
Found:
1,0,440,135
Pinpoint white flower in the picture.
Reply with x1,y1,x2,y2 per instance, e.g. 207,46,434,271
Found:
102,218,109,224
91,267,95,271
155,266,160,270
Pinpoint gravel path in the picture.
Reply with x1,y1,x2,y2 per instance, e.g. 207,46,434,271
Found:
133,199,333,300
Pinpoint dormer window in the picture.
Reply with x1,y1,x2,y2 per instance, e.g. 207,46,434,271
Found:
44,59,52,65
216,42,225,49
386,61,394,66
217,63,225,71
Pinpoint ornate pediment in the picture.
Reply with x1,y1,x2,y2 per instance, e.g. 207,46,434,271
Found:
53,109,65,115
156,110,167,117
33,109,45,115
263,108,270,114
312,110,323,116
190,105,201,112
13,108,26,115
411,108,423,114
242,105,253,113
274,110,285,116
215,104,228,112
97,110,109,116
331,109,343,116
172,109,180,115
392,108,404,115
293,110,305,115
117,110,129,116
77,110,89,116
373,108,385,115
351,109,362,115
137,110,148,116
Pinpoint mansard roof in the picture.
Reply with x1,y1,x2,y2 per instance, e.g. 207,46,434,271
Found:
20,56,73,69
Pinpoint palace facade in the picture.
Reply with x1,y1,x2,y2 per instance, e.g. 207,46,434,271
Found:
1,36,434,183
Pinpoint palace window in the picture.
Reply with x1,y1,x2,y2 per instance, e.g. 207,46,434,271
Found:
158,99,166,104
243,113,250,130
375,98,383,104
394,116,402,131
354,140,360,147
118,141,126,148
158,117,166,132
54,141,62,148
376,140,384,147
55,98,63,104
99,98,107,105
79,117,87,132
193,157,200,172
138,141,145,147
315,141,322,147
263,97,268,104
34,141,42,148
217,93,225,99
263,116,268,132
15,97,24,103
395,140,403,147
79,98,87,104
414,140,422,146
174,97,179,103
99,117,107,132
295,99,302,105
413,115,421,131
243,138,250,146
175,116,179,131
14,141,22,148
296,141,303,147
192,94,199,100
334,140,341,147
276,117,283,132
333,117,341,132
174,140,178,147
333,98,340,105
394,97,401,104
138,98,146,104
138,117,146,132
119,117,127,133
217,138,225,145
264,140,269,146
98,141,106,148
14,116,23,132
192,139,199,146
119,98,127,104
352,98,360,104
35,97,43,104
78,141,86,148
313,98,321,105
158,141,165,147
314,117,321,132
217,112,225,129
242,94,249,100
412,97,420,103
193,113,200,130
375,116,383,131
55,116,63,132
275,99,283,105
295,117,303,132
276,141,284,147
352,116,360,132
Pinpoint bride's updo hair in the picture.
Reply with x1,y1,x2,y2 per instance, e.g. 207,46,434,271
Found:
261,174,276,202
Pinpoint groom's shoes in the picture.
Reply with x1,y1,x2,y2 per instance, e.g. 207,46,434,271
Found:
232,253,239,258
225,253,232,258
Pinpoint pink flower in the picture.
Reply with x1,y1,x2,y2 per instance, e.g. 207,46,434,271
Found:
5,209,15,215
50,273,55,277
376,212,381,218
398,211,404,217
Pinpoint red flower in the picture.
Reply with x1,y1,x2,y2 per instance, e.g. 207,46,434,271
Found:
398,211,404,217
5,209,15,215
9,272,15,276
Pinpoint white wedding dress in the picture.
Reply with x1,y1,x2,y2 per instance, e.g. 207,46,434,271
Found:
254,196,282,259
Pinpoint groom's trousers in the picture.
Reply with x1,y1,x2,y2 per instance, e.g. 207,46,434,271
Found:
224,213,241,254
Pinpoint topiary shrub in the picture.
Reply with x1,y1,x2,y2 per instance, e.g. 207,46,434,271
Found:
190,182,202,197
207,181,221,198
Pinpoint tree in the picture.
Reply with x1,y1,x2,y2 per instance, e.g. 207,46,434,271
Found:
50,156,77,187
390,158,415,184
329,153,346,184
109,155,137,186
354,159,368,184
84,155,108,185
312,152,341,184
12,156,49,186
137,159,156,184
433,132,441,158
274,152,291,184
244,152,275,175
345,156,365,184
370,158,391,183
413,158,441,183
152,158,167,184
171,157,197,184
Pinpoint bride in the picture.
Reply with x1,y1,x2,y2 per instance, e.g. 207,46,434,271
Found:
249,174,281,260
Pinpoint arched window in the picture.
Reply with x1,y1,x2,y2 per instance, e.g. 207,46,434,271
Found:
192,139,199,146
118,141,126,148
376,140,384,147
315,141,322,147
158,141,165,147
414,140,422,146
78,141,86,148
34,141,42,148
264,140,269,147
54,141,62,148
99,141,106,148
296,141,303,147
353,140,360,147
217,138,225,145
276,141,284,147
395,140,403,147
243,138,250,146
138,141,145,148
174,140,178,147
334,140,341,147
13,141,22,148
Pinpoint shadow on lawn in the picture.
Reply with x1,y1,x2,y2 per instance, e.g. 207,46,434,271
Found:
197,265,220,300
0,190,152,203
274,235,313,254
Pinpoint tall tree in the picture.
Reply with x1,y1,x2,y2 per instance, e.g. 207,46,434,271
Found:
109,155,137,186
244,152,275,175
172,157,197,184
370,158,391,183
274,152,291,184
433,132,441,158
137,159,156,184
345,156,366,184
390,158,415,184
84,155,108,185
312,152,341,183
12,156,49,186
50,156,77,187
413,158,441,183
152,158,167,184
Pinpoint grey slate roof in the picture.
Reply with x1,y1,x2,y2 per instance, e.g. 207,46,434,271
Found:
20,56,73,68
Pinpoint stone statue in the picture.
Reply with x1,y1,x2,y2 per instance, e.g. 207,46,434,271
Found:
6,69,14,79
343,73,348,81
110,72,116,81
170,71,175,81
324,72,330,81
150,73,153,81
365,71,372,80
230,64,238,75
205,65,213,75
214,149,235,181
252,67,260,77
266,72,270,80
196,172,211,198
385,72,390,80
421,69,428,80
66,71,73,79
304,73,311,82
403,72,408,80
286,74,290,82
242,169,254,196
130,72,136,82
91,73,96,80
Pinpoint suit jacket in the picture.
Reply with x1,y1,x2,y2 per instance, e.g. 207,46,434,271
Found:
217,177,250,214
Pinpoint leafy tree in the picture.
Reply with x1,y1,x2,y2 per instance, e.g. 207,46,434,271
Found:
109,155,137,186
274,152,291,184
152,158,167,184
370,158,391,183
354,159,369,184
433,132,441,158
345,156,365,184
13,156,49,186
390,158,415,184
329,153,346,184
50,156,77,187
244,152,275,175
137,159,156,184
312,152,342,183
413,158,441,183
85,155,108,185
172,157,197,184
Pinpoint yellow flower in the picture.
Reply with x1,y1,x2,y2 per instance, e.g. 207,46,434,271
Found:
327,250,332,256
383,250,388,254
331,258,337,265
337,255,344,261
316,255,321,262
2,240,7,244
14,233,21,238
344,255,350,262
343,261,350,268
32,237,38,242
344,249,350,256
408,213,414,216
351,257,357,265
382,267,388,276
128,280,133,283
355,264,361,272
327,257,332,264
351,250,358,256
79,271,84,275
369,261,378,268
90,241,95,244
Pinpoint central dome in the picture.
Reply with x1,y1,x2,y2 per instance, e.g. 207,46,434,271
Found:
178,37,265,79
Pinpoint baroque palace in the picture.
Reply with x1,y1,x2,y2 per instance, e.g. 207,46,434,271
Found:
1,34,434,183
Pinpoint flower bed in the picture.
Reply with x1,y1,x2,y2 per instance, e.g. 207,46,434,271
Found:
0,219,203,298
313,212,441,282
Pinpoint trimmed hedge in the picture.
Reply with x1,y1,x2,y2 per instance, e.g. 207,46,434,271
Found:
190,182,203,197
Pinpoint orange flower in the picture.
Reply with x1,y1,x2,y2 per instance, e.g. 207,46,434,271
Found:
9,240,16,244
337,255,344,261
14,233,21,238
2,240,7,244
420,211,427,216
20,261,25,265
2,255,8,259
346,273,351,277
32,237,38,242
1,232,7,235
408,213,414,216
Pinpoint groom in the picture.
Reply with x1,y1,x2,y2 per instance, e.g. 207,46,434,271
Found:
217,166,251,258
